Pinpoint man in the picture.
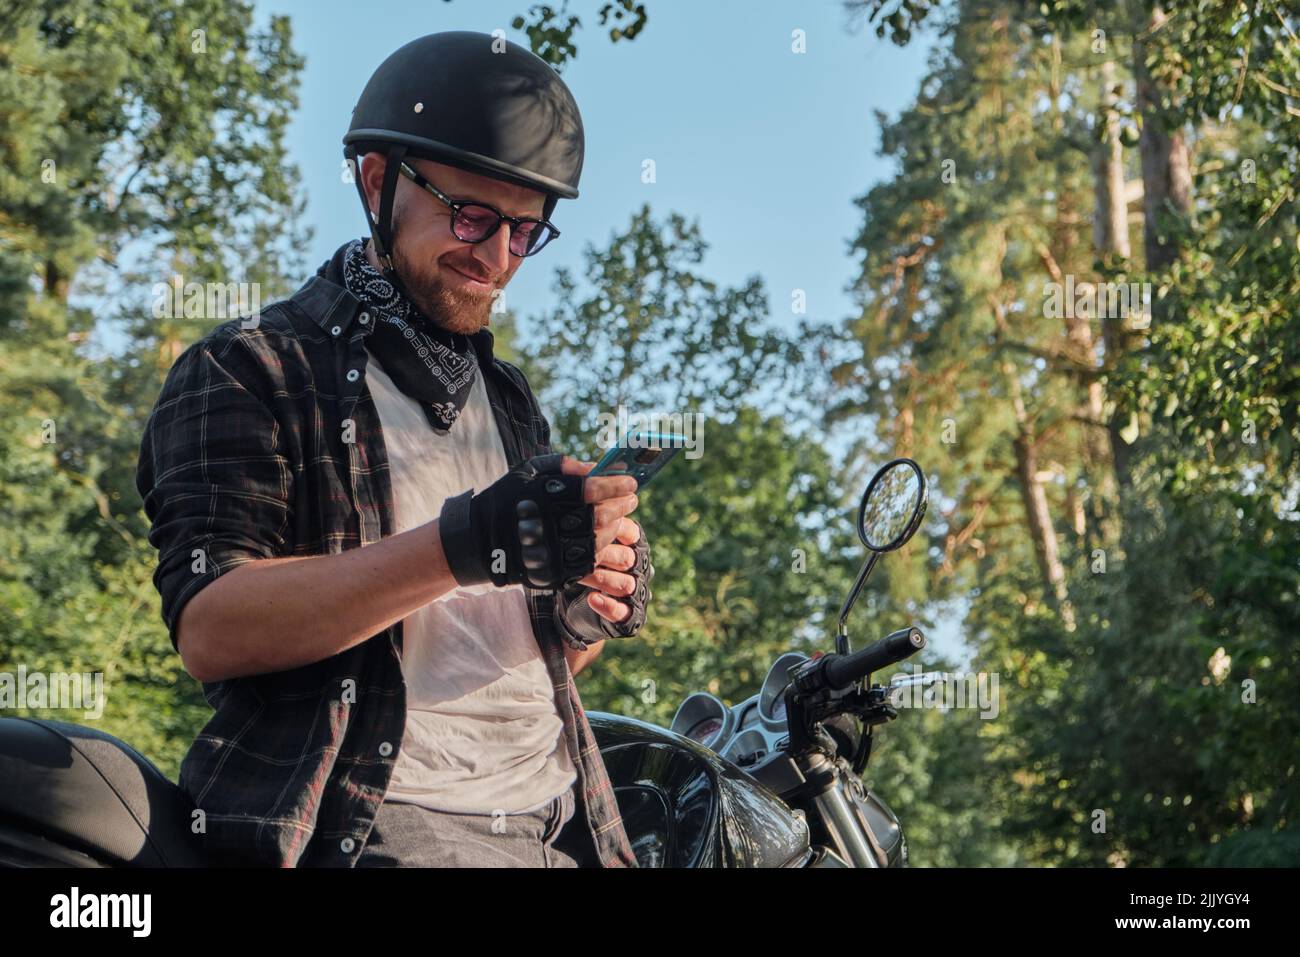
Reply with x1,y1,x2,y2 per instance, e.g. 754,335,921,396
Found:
135,31,651,868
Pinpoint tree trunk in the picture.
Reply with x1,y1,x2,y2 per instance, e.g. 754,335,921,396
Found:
1093,60,1132,262
1012,427,1074,629
1104,6,1194,490
44,259,69,303
1089,57,1128,539
990,294,1075,629
1135,7,1192,271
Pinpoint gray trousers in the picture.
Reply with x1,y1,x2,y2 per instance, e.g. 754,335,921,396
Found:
355,785,581,868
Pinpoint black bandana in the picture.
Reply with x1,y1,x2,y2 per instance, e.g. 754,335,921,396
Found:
338,238,478,434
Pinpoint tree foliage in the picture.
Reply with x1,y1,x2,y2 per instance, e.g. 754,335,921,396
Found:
0,0,308,776
831,0,1299,864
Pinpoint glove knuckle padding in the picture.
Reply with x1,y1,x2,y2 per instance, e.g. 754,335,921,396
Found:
440,454,597,589
633,532,652,579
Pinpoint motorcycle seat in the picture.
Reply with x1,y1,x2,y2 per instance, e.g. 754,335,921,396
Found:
0,717,207,867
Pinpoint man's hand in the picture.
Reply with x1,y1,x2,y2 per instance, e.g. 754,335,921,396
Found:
439,452,639,589
561,457,643,626
553,458,653,650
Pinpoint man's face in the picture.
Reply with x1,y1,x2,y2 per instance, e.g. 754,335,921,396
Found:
359,153,548,335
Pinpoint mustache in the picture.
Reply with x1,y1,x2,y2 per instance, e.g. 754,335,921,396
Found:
446,262,498,284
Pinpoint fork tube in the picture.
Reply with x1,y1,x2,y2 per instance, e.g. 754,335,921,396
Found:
801,752,881,867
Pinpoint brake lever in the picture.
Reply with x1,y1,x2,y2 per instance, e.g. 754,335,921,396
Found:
860,685,899,726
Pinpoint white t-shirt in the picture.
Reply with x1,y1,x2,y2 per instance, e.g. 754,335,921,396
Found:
364,348,576,815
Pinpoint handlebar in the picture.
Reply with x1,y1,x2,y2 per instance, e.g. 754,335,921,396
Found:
821,627,926,691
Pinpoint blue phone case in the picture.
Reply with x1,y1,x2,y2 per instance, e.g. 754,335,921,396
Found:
590,431,687,488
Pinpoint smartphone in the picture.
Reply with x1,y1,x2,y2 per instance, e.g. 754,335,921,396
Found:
589,431,687,489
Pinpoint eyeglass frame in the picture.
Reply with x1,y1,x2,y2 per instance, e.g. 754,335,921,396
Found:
396,160,560,257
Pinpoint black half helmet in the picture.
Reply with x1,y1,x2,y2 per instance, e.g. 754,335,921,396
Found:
343,30,585,274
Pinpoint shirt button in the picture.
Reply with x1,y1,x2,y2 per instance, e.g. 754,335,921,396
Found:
346,369,360,382
378,741,393,757
358,312,370,325
340,837,355,854
330,325,342,336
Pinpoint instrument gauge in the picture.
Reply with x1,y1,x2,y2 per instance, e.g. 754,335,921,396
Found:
759,652,811,726
670,692,734,750
687,717,724,746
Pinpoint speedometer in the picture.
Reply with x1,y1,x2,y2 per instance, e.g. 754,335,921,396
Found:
687,717,724,746
670,692,734,750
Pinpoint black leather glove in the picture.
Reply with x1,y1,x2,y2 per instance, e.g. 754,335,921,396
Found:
439,453,597,590
554,527,653,650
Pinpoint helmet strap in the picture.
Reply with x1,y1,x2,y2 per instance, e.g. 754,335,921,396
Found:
346,142,414,300
374,144,406,269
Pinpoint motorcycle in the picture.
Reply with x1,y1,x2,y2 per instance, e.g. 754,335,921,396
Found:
0,458,931,868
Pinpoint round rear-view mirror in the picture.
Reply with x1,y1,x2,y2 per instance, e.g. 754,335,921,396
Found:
858,458,927,552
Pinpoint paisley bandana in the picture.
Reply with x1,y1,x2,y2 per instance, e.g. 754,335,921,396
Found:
340,238,478,433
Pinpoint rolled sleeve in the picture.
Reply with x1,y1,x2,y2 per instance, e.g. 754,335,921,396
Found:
136,333,293,650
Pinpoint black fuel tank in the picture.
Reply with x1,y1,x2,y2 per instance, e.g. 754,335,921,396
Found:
588,712,810,868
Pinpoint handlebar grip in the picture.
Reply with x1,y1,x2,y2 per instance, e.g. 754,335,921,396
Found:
824,627,926,690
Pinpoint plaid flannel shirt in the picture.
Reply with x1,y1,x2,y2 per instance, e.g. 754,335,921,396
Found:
135,244,638,868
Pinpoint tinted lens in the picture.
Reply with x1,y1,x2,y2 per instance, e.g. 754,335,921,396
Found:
453,205,499,242
515,222,556,256
511,221,552,256
452,205,555,256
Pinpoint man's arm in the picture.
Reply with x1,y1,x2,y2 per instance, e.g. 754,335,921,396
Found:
141,333,432,683
177,518,460,683
563,638,604,677
178,467,638,682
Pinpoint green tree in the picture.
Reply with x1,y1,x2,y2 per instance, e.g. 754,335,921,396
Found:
0,0,307,776
833,0,1299,864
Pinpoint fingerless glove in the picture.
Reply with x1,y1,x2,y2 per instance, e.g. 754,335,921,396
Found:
439,453,597,590
554,527,654,650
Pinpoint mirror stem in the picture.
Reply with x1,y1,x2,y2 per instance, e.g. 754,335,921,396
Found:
836,551,880,656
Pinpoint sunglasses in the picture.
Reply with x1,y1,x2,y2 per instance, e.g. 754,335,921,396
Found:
397,161,560,257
